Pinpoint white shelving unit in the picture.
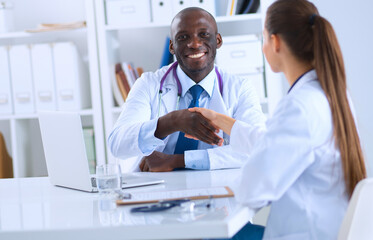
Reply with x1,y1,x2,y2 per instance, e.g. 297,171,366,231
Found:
94,0,284,164
0,0,285,178
0,0,106,177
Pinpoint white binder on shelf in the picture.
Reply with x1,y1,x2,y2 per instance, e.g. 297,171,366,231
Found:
172,0,191,16
152,0,215,24
52,42,90,111
9,45,35,114
151,0,174,24
0,46,13,115
191,0,216,16
31,43,57,111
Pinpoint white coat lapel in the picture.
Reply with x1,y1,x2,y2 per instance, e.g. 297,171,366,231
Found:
208,81,229,141
209,81,228,115
160,81,178,115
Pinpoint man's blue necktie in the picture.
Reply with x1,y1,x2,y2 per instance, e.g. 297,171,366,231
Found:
174,85,204,154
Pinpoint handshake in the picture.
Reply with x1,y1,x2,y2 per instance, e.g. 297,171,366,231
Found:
139,107,236,172
184,107,235,146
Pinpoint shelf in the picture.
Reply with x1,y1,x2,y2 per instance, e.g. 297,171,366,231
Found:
0,32,33,39
105,13,262,31
106,22,168,31
2,0,108,178
0,28,87,40
0,113,39,120
0,109,94,120
216,13,262,22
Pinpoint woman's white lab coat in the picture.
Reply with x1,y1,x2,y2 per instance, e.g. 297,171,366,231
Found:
231,70,351,239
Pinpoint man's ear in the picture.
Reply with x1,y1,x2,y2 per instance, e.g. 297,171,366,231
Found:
169,40,175,55
216,33,223,49
271,34,280,53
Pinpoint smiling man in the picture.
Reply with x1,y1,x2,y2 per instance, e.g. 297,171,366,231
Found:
108,7,266,172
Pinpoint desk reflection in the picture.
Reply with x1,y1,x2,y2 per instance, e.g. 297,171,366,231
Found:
95,196,237,227
1,169,252,240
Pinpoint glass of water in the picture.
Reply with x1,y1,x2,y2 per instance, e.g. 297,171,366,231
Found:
96,163,122,196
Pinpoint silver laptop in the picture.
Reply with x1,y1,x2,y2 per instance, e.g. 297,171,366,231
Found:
38,111,164,192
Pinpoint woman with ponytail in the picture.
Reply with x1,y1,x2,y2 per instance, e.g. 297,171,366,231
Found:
189,0,366,239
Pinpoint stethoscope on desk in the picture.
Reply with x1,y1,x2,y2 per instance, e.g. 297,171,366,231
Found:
158,61,224,117
130,198,212,213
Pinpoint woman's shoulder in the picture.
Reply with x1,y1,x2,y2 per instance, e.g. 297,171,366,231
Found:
280,80,333,139
292,79,328,108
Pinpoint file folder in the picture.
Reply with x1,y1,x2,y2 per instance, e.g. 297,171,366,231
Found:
122,62,135,87
52,42,90,111
112,66,125,106
191,0,216,16
31,43,57,111
172,0,191,16
115,63,131,96
0,46,13,115
0,132,13,178
9,45,35,114
226,0,238,16
160,36,173,68
151,0,174,24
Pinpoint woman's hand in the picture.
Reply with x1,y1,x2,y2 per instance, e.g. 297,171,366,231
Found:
182,108,223,146
155,109,222,146
188,107,236,136
188,107,219,126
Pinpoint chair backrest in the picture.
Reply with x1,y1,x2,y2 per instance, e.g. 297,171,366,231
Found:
338,178,373,240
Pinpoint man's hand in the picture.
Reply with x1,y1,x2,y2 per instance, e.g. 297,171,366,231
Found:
188,107,235,136
139,151,184,172
155,109,222,145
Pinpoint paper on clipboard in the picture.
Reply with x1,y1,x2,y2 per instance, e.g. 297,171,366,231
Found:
116,186,234,205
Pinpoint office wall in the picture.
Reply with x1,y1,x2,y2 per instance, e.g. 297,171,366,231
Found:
310,0,373,176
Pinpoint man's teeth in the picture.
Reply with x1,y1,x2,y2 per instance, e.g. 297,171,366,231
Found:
188,53,205,58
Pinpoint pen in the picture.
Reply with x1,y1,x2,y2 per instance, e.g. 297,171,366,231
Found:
180,199,212,212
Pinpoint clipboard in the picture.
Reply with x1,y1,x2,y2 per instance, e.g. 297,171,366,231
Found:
116,186,234,205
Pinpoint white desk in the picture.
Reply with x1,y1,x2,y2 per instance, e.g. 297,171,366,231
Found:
0,169,255,240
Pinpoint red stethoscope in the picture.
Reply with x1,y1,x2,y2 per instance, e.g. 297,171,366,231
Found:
158,61,223,116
